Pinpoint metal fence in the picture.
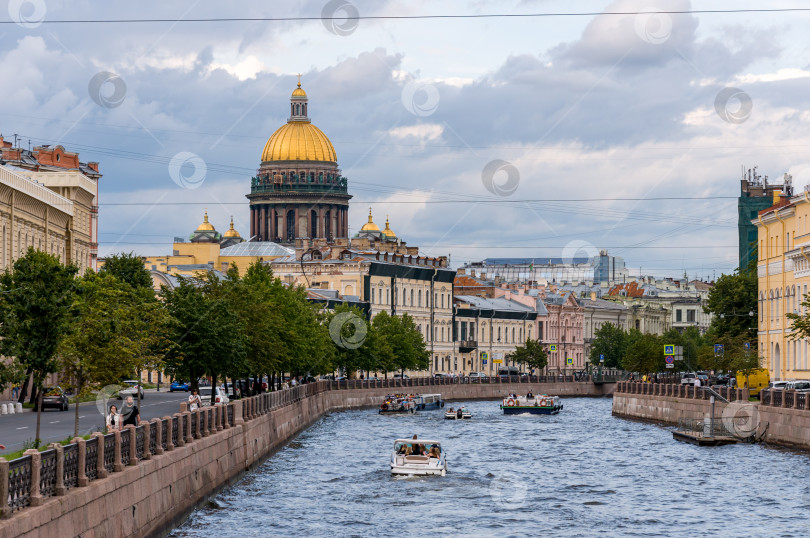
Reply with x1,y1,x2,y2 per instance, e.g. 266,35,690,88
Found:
103,433,116,474
39,449,57,498
677,416,735,438
120,429,131,467
8,455,32,512
63,443,79,489
85,437,98,481
135,426,145,460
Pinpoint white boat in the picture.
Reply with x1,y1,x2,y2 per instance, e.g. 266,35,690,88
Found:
500,394,563,415
412,393,444,410
444,406,472,420
390,439,447,476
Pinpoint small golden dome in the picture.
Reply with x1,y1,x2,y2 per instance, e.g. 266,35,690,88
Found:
359,208,380,232
223,217,241,238
196,210,216,232
291,81,307,98
382,215,396,238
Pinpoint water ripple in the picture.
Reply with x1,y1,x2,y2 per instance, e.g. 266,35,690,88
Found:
170,398,810,537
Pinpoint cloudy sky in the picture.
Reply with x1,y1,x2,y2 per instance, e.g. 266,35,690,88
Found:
2,0,809,279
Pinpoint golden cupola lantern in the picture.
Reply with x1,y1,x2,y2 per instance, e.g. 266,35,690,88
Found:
223,216,241,238
196,210,216,232
359,208,380,233
382,215,396,239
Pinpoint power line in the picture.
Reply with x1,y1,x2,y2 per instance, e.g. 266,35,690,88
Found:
3,9,810,25
98,196,737,205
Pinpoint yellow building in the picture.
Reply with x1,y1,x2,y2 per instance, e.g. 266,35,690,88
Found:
142,211,293,278
756,188,810,381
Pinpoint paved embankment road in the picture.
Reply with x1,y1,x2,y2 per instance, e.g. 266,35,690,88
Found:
0,389,188,454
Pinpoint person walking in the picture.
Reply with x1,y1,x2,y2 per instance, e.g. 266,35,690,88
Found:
120,395,140,427
106,404,121,431
188,390,202,412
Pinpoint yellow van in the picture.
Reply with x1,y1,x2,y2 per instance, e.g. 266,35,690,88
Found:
736,368,770,398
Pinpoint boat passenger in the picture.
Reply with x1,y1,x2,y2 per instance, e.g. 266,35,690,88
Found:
527,391,534,398
456,408,463,419
428,446,440,459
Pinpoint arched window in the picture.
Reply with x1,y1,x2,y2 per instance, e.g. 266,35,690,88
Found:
324,210,331,239
512,327,515,343
286,210,295,242
410,289,414,306
311,210,318,238
371,288,375,303
418,290,422,307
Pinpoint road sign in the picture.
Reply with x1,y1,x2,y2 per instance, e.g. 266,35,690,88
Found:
482,359,487,365
599,354,605,363
493,359,503,364
550,344,557,351
566,357,573,365
481,351,488,360
744,342,751,351
714,344,724,355
664,344,675,355
665,355,674,364
665,363,674,369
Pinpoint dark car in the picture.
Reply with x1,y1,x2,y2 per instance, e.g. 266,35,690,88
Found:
170,380,190,392
39,387,69,411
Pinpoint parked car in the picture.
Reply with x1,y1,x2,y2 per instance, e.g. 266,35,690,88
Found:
39,386,69,411
170,380,190,392
768,380,792,391
680,373,698,385
785,380,810,392
433,373,450,378
393,373,410,380
468,372,487,379
118,380,144,400
198,386,230,405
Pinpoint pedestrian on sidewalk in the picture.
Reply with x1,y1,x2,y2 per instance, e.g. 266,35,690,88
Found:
188,390,202,412
120,395,140,426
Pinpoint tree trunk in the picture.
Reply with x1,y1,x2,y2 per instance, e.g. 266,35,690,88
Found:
74,373,83,439
210,373,218,406
18,368,32,404
29,383,39,405
136,368,142,413
35,383,43,447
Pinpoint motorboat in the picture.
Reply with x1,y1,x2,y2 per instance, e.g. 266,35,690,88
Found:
390,439,447,476
412,393,444,410
500,394,563,415
444,406,472,420
379,394,417,414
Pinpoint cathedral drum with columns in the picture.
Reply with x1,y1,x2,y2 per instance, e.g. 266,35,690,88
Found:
247,79,351,244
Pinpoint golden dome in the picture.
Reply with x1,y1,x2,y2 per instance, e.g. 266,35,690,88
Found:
359,208,380,232
223,217,241,238
291,81,307,98
382,215,396,238
196,210,215,232
261,122,337,163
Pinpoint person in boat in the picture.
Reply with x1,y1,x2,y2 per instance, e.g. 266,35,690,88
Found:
448,407,454,413
428,445,440,459
456,408,463,419
527,391,534,399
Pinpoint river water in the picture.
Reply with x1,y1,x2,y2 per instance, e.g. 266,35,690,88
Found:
171,398,810,537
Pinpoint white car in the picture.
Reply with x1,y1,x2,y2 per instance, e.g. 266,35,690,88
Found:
118,380,144,400
785,380,810,392
199,386,230,405
468,372,487,378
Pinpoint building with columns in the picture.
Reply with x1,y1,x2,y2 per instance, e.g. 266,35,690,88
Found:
247,80,351,243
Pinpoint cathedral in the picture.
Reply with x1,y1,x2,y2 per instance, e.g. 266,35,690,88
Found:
247,78,351,243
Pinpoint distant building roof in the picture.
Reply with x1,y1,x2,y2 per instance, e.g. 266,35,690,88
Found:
479,257,591,265
220,241,294,257
455,295,535,313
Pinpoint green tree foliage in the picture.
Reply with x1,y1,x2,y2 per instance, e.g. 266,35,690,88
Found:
327,304,375,376
511,339,549,371
704,267,757,340
59,272,142,437
0,248,78,446
100,252,153,290
161,272,247,397
588,322,626,368
372,312,429,376
621,331,663,374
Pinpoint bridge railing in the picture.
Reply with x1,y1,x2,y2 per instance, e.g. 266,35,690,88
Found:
615,381,750,402
759,389,810,410
326,374,606,390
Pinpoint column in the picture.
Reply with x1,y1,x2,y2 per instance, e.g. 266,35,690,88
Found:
260,205,267,241
269,208,275,240
250,206,256,239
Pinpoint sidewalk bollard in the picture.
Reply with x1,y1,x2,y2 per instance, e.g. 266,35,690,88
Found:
0,404,6,415
15,403,21,413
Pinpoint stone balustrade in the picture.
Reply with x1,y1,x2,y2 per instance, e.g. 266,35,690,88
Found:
614,381,750,402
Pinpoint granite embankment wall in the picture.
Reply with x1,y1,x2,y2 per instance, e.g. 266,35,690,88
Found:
612,381,810,449
0,379,610,538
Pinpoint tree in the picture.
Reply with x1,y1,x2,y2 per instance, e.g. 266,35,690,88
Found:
621,332,663,374
372,312,429,376
327,304,374,377
161,273,246,400
100,252,152,290
588,322,626,368
58,272,139,437
511,339,549,372
0,248,78,446
704,267,757,340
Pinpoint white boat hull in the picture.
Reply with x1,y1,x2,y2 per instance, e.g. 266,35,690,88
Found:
390,453,447,476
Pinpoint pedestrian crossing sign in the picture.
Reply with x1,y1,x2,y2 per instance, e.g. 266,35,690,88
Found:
664,344,674,355
566,357,573,365
550,345,557,351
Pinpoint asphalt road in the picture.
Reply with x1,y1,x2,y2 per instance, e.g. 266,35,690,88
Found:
0,389,190,454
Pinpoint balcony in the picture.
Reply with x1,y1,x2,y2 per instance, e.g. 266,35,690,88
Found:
458,340,478,352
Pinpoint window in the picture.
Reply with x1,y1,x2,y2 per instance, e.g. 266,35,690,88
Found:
676,309,682,322
410,289,414,306
371,288,375,303
686,309,695,322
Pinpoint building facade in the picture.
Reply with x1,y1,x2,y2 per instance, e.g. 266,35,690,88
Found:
739,167,788,270
0,137,100,272
755,189,810,381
